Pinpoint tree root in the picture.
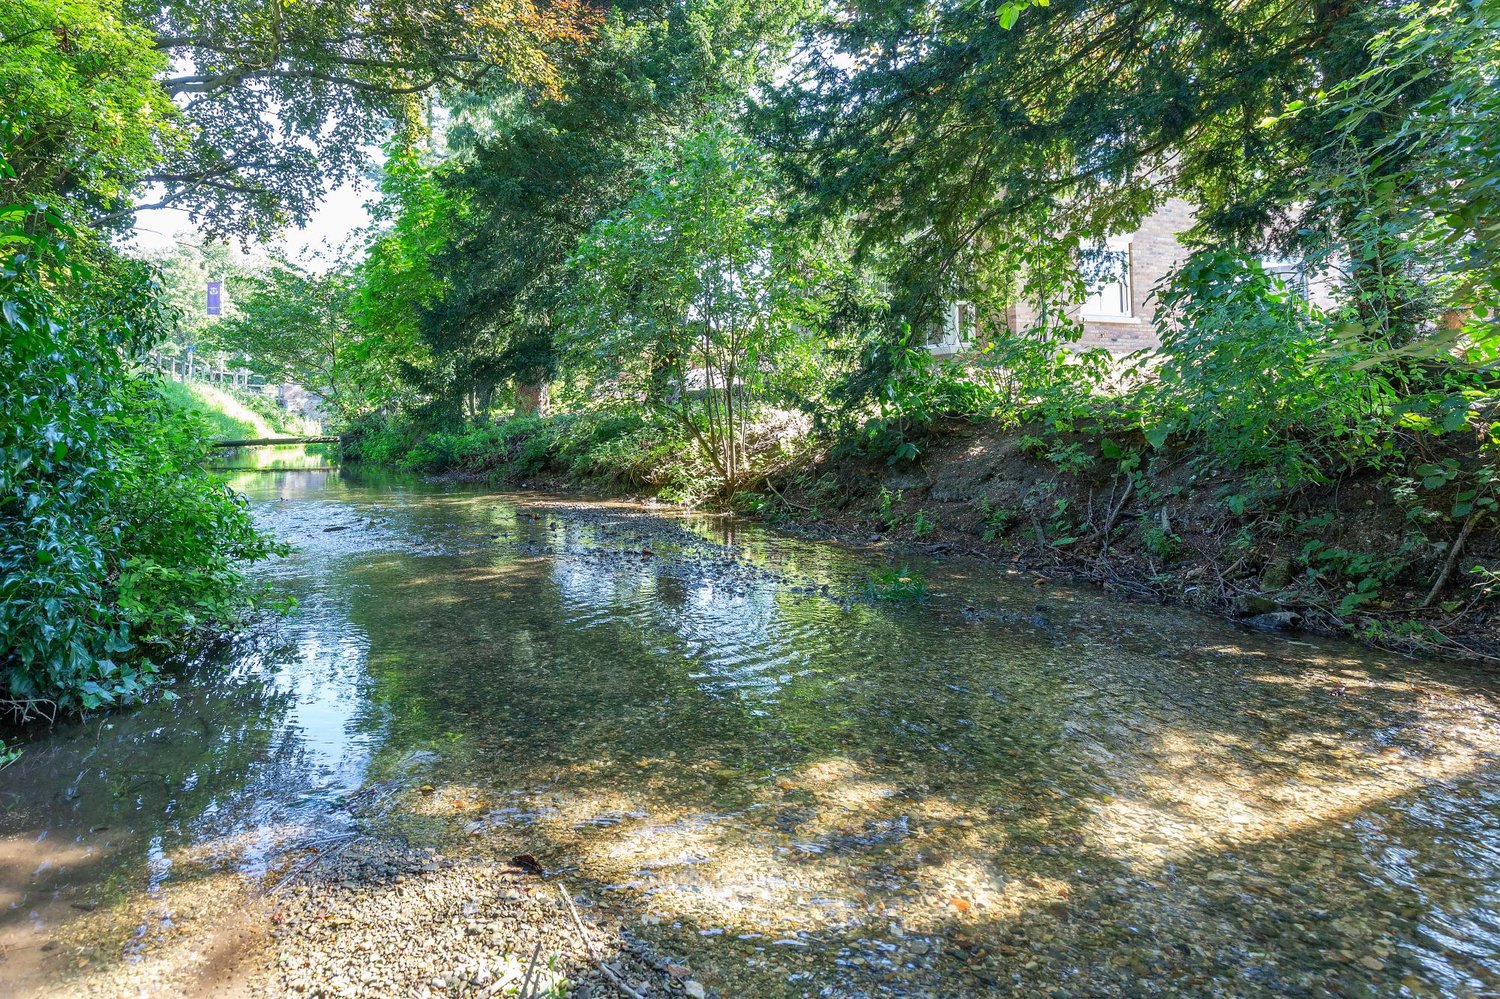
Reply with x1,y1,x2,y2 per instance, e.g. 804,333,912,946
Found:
1097,474,1134,550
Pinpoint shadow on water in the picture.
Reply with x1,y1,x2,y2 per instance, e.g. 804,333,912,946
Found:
2,468,1498,996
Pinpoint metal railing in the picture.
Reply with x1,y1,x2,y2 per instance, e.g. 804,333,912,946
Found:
146,352,270,393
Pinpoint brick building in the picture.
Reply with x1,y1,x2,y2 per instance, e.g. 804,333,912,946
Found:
928,197,1335,357
928,197,1197,357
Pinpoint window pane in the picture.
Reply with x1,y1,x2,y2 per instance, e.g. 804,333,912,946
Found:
1083,248,1131,317
1262,258,1308,297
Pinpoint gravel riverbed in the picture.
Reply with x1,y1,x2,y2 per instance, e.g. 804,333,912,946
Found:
267,836,699,999
13,483,1500,998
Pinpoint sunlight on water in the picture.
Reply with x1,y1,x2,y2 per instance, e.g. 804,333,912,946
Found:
209,443,339,472
2,468,1498,997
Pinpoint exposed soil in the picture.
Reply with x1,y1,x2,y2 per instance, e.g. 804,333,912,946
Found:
760,418,1500,665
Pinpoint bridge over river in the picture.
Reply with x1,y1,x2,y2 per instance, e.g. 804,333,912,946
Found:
211,435,341,448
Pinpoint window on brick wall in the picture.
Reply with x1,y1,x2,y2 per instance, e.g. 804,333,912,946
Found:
1081,237,1133,319
927,300,974,354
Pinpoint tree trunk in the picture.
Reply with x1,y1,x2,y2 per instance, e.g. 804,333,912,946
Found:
515,380,549,418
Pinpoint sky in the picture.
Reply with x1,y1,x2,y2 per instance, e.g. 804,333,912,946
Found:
124,176,376,270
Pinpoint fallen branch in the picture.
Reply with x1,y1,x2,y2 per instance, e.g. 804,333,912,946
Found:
212,435,340,448
267,833,359,895
1421,509,1482,609
1088,556,1159,597
1097,474,1135,550
0,697,58,724
762,475,817,512
473,953,529,999
1429,635,1500,664
557,882,647,999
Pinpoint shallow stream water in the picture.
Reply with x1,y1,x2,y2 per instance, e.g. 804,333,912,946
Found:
3,466,1499,997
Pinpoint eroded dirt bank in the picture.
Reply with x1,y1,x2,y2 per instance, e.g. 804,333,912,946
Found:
757,419,1500,665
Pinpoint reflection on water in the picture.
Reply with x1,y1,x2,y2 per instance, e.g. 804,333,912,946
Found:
2,468,1499,996
209,442,339,473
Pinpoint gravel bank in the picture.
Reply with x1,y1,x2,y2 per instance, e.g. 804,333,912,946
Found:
267,836,702,999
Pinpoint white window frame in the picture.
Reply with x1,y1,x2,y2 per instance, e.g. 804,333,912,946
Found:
927,300,974,354
1080,235,1135,322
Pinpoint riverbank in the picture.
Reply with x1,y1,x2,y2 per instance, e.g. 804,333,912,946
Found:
20,789,699,999
268,834,690,999
158,380,315,441
343,412,1499,665
767,417,1500,665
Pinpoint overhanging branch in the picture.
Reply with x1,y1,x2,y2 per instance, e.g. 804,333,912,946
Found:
163,65,450,96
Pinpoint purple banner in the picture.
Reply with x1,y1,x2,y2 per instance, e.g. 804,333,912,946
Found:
206,281,222,316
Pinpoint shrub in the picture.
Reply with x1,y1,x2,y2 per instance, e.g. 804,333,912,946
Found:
1140,521,1182,561
979,501,1015,540
340,408,710,497
1141,251,1398,482
1,221,283,716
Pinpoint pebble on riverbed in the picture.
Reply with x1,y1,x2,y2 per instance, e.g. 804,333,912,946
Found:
269,837,691,998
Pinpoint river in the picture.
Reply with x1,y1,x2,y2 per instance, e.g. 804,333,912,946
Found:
2,466,1499,997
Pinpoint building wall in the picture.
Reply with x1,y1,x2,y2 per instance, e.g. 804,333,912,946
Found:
930,196,1341,359
1007,197,1195,353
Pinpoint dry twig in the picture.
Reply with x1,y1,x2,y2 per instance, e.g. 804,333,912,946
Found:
1097,474,1134,550
557,882,647,999
517,940,544,999
1421,509,1482,608
267,833,359,896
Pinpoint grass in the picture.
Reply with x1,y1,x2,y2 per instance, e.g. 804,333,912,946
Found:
157,379,312,440
864,566,929,602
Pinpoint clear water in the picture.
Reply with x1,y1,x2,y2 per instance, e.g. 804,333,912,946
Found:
3,467,1499,997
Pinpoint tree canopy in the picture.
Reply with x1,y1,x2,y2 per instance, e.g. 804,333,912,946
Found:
403,0,807,419
2,0,599,235
2,0,180,219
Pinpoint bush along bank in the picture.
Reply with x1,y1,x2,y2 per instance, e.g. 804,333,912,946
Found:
2,223,288,752
763,413,1500,665
340,410,717,502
